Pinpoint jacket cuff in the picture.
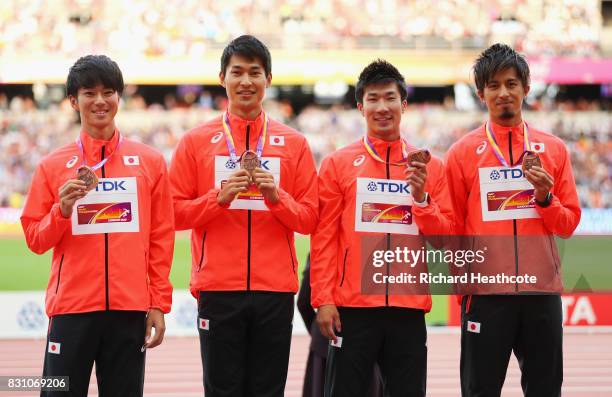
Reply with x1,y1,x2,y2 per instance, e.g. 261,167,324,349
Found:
265,188,289,210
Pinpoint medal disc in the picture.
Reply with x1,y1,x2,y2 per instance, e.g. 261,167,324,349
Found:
521,151,542,172
77,165,98,191
240,150,261,184
407,149,431,165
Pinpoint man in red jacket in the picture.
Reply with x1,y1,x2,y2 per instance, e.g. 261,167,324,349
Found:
446,44,581,396
21,55,174,397
311,59,453,397
170,35,318,396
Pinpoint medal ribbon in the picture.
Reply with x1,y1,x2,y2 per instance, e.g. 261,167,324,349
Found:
76,132,124,171
222,112,269,164
362,135,409,166
485,121,531,167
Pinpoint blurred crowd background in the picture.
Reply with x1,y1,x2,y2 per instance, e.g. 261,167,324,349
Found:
0,95,610,210
0,0,606,57
0,0,610,212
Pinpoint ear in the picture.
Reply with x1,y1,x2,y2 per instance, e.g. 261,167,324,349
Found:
266,73,272,88
401,99,408,113
357,102,364,116
477,89,485,103
69,95,79,111
524,84,530,97
219,71,226,88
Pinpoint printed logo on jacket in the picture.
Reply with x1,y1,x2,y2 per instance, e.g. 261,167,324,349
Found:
355,177,418,235
214,156,281,211
479,166,540,222
71,177,140,235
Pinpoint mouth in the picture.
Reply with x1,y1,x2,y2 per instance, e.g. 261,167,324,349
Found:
92,110,109,116
237,91,256,96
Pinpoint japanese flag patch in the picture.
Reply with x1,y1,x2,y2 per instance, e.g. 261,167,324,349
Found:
48,341,61,354
330,336,343,348
270,136,285,146
531,142,545,153
467,321,481,333
123,156,140,166
198,318,209,330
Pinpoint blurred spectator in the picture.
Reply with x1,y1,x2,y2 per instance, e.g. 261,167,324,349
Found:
1,98,609,209
0,0,602,57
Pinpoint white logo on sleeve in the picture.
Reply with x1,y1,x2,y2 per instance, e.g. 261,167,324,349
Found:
532,142,545,153
476,141,487,155
353,155,366,167
330,336,343,348
198,318,209,330
66,156,78,168
123,156,139,166
48,341,61,354
211,132,223,144
467,321,481,333
270,136,285,146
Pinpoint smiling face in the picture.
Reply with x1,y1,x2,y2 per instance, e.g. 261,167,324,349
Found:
357,81,407,141
70,84,119,139
220,54,271,120
478,67,530,127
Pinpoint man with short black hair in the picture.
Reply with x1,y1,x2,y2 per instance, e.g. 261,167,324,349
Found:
170,35,318,396
21,54,174,397
311,59,453,397
445,43,581,396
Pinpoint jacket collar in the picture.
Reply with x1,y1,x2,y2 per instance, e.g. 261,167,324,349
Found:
365,134,412,164
226,110,266,139
488,119,526,144
79,129,120,163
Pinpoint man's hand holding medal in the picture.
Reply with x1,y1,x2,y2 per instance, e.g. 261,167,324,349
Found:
404,149,431,203
522,151,554,203
217,150,279,205
59,165,99,218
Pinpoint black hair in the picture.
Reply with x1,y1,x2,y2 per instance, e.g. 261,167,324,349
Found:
220,35,272,77
66,55,124,97
355,59,408,104
473,43,530,92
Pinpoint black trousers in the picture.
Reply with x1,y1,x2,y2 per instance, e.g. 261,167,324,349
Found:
197,291,294,397
460,294,563,397
325,307,427,397
41,310,147,397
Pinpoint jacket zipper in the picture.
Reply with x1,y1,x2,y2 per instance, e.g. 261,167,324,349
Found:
246,125,252,291
339,249,349,287
385,146,391,306
196,233,207,272
55,254,65,293
286,234,296,274
101,145,110,310
508,132,519,292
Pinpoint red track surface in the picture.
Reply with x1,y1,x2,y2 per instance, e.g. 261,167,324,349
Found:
1,332,611,396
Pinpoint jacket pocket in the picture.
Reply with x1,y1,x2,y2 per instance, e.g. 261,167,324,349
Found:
339,249,349,287
55,254,65,293
197,233,207,272
286,234,296,274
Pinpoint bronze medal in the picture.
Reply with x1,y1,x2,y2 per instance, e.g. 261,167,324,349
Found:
521,151,541,172
406,149,431,165
77,165,98,191
240,150,261,183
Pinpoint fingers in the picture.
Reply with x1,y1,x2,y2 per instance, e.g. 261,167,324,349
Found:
143,312,166,349
525,167,554,190
59,180,87,198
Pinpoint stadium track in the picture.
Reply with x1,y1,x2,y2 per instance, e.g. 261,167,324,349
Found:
1,331,611,396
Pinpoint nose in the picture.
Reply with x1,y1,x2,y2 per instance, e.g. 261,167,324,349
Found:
239,74,252,87
375,99,389,113
94,92,105,104
499,84,510,97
